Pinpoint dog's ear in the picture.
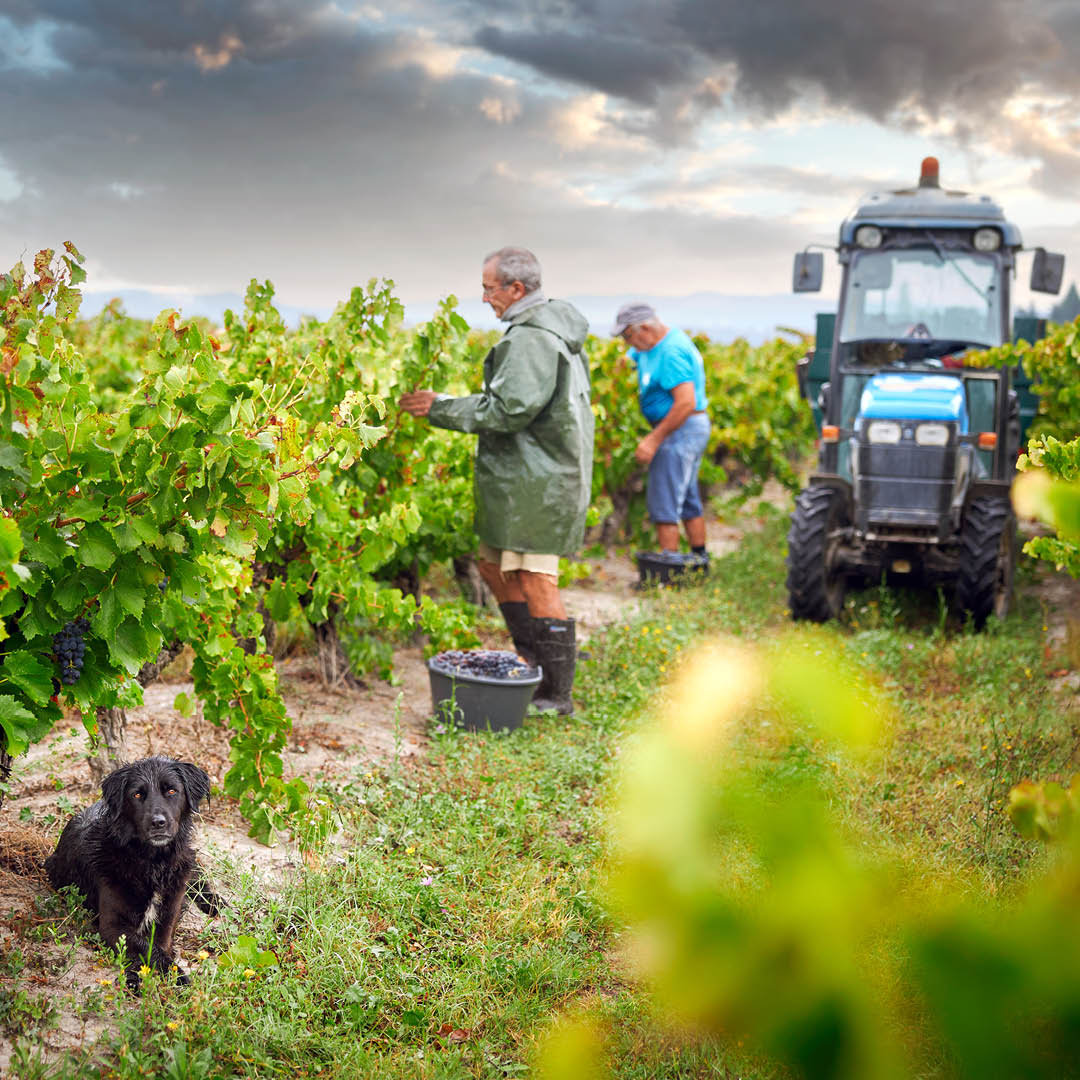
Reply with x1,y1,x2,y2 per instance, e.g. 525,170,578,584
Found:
176,763,211,813
100,764,137,843
100,766,129,823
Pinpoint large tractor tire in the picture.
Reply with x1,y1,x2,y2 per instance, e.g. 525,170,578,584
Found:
786,485,848,622
955,496,1017,628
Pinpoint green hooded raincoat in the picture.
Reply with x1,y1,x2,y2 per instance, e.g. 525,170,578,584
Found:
427,299,594,556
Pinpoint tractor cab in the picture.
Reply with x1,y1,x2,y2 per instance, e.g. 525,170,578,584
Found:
786,159,1064,626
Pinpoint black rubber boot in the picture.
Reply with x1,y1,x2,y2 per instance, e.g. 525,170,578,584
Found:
498,602,536,665
530,617,576,715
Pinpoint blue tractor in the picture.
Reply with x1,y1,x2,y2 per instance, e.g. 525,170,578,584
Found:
787,158,1064,626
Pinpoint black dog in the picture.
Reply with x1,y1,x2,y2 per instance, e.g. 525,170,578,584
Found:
45,756,211,989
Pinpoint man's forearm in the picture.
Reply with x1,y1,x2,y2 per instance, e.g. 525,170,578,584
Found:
650,399,695,442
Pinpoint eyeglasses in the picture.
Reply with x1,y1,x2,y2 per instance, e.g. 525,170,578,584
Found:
482,279,525,297
621,326,637,341
482,280,522,296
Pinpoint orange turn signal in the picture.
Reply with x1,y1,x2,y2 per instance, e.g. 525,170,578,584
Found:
977,432,997,450
821,425,839,443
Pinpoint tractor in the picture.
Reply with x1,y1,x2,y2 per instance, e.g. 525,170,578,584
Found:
787,158,1064,626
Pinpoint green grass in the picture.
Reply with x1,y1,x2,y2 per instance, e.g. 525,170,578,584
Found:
9,506,1077,1078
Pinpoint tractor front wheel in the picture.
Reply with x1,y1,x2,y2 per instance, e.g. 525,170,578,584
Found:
786,485,848,622
956,496,1016,629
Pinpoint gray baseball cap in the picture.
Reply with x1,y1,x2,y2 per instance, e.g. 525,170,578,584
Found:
611,301,656,337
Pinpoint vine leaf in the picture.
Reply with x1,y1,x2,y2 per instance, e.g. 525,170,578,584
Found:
3,651,55,706
0,694,49,755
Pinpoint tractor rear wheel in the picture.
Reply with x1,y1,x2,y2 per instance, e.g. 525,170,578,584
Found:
956,496,1016,628
786,485,848,622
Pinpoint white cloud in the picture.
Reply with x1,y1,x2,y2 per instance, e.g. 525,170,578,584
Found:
479,96,521,125
550,93,611,150
191,34,244,74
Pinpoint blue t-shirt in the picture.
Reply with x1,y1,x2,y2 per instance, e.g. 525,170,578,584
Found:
631,328,708,425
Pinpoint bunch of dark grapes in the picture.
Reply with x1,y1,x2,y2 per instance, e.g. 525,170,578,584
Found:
430,649,537,681
53,617,90,685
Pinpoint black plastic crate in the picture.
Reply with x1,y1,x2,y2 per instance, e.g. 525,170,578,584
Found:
634,550,710,586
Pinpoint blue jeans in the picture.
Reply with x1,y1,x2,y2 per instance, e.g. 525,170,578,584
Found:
646,412,711,523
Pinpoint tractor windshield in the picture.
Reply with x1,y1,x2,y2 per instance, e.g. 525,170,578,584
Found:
839,248,1003,347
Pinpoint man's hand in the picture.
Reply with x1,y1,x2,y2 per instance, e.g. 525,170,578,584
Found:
398,390,439,418
635,383,696,464
635,430,663,465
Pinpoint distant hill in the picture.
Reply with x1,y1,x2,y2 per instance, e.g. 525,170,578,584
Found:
80,288,838,345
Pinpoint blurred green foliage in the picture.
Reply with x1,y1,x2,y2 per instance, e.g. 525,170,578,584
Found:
576,633,1080,1080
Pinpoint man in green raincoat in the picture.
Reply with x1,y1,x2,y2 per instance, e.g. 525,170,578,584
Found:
398,247,594,715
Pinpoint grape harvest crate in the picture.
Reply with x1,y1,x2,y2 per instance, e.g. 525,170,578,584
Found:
427,650,542,732
635,550,710,586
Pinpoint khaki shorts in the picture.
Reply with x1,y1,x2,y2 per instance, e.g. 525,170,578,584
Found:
476,541,559,578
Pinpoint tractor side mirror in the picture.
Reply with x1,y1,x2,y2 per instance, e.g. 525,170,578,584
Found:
793,252,823,293
1030,248,1064,294
795,353,811,399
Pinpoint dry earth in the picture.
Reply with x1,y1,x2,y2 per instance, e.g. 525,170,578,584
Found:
0,496,1075,1075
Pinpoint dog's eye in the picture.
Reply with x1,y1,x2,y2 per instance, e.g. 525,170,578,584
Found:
166,788,177,797
132,791,142,800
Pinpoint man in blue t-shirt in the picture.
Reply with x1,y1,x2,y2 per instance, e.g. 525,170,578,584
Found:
612,302,711,556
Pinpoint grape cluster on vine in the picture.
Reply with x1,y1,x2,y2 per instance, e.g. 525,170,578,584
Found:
430,649,538,680
53,618,90,685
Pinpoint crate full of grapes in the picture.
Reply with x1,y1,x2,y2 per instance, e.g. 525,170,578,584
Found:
427,649,542,732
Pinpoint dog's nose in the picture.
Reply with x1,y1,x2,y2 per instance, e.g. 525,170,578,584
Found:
151,812,168,829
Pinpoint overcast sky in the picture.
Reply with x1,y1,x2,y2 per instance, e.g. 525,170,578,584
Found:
2,0,1079,326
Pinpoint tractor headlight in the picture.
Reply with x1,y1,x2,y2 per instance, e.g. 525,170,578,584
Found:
973,227,1001,252
855,225,883,249
915,422,950,446
867,420,901,443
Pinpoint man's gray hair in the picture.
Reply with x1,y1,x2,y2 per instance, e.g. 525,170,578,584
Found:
484,246,542,292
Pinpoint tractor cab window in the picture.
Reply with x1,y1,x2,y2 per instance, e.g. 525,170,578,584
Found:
839,248,1003,348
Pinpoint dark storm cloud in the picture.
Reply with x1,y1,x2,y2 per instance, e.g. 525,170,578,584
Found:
466,0,1080,192
472,0,1072,117
675,0,1063,120
473,24,692,104
3,0,329,57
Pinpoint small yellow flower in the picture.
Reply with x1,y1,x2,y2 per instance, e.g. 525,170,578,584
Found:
197,950,210,961
98,977,112,987
406,846,415,855
955,778,965,787
166,1021,180,1031
139,964,152,978
243,968,257,979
